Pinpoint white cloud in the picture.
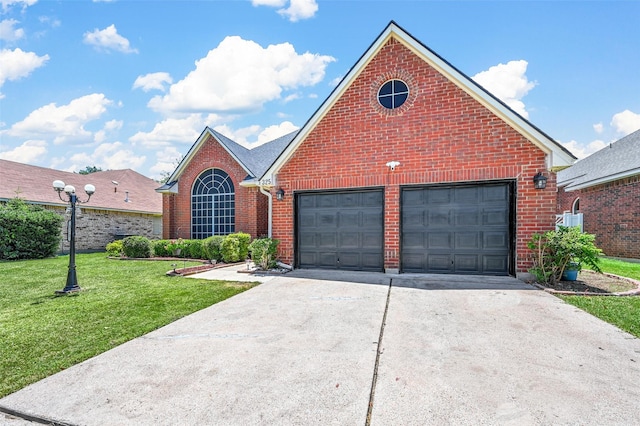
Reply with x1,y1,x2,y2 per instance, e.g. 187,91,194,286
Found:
149,146,184,179
561,139,607,160
472,60,536,119
83,24,138,54
147,36,334,114
0,19,24,42
278,0,318,22
593,123,603,134
214,120,299,148
0,139,47,163
5,93,113,145
54,142,146,173
133,72,173,92
0,48,49,89
611,110,640,135
252,0,318,22
94,119,123,143
129,114,208,148
1,0,37,12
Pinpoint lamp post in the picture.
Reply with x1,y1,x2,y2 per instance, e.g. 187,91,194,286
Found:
53,180,95,294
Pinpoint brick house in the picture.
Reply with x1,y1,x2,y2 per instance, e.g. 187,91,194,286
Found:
557,128,640,260
161,21,576,277
1,159,163,252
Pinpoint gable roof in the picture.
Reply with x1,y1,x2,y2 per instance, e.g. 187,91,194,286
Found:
557,128,640,191
261,21,576,183
156,127,298,193
0,159,162,215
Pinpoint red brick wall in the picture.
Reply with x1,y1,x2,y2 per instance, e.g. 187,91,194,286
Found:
558,176,640,259
271,38,557,275
163,133,267,240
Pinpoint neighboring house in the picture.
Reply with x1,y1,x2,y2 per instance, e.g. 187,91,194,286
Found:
159,21,576,278
1,159,163,252
557,128,640,260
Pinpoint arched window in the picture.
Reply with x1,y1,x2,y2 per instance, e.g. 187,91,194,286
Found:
191,169,235,239
572,198,580,214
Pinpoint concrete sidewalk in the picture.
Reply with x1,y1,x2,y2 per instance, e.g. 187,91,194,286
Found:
2,269,640,425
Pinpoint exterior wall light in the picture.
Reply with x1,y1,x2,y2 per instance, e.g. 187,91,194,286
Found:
276,188,285,201
533,172,548,190
52,180,95,294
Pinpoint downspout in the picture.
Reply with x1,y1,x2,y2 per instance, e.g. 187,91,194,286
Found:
259,185,273,238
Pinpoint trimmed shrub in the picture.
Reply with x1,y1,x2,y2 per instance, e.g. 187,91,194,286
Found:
0,198,62,260
106,240,124,257
152,239,171,257
248,238,279,270
221,236,240,263
220,232,251,263
203,236,225,262
183,239,205,259
122,236,152,258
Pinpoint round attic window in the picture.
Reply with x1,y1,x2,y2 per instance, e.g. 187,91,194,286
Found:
377,79,409,109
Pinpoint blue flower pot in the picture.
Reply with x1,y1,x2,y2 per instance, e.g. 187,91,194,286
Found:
562,268,579,281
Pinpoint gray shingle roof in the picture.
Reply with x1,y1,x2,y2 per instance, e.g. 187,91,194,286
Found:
202,128,297,179
557,128,640,190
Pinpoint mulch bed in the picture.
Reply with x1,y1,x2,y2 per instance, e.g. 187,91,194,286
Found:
532,270,640,296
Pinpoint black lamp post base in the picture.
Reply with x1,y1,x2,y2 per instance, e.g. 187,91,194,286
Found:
55,286,81,295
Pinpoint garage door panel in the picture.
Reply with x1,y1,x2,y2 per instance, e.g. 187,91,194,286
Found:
483,255,508,274
339,211,359,227
299,232,316,248
318,233,337,248
428,209,451,227
484,232,508,249
362,232,383,249
455,254,480,272
297,189,383,271
483,208,508,225
339,232,359,248
427,232,452,249
455,209,480,226
455,232,480,249
401,183,512,275
427,254,452,272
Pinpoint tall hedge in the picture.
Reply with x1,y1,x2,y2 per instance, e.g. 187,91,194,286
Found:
0,198,63,260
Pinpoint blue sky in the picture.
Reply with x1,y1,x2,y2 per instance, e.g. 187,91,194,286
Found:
1,0,639,180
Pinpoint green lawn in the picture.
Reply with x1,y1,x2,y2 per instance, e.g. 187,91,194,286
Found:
0,253,258,398
560,257,640,338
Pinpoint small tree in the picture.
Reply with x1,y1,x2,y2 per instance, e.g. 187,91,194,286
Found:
527,226,602,285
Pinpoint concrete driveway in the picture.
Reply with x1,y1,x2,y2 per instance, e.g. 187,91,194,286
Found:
1,269,639,425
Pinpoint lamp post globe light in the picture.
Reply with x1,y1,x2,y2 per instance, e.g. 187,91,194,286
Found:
52,180,95,294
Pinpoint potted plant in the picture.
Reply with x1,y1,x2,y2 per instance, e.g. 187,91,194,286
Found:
528,226,602,285
165,238,185,256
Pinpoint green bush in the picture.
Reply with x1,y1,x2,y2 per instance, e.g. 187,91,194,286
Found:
528,226,602,285
221,236,240,263
248,238,279,270
152,239,171,257
106,240,124,257
220,232,251,263
183,239,204,259
122,236,152,258
0,198,62,260
203,236,225,262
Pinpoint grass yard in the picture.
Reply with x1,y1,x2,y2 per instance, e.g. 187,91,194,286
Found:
559,257,640,338
0,253,258,398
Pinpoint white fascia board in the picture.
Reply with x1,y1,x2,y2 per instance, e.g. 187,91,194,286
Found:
564,168,640,191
